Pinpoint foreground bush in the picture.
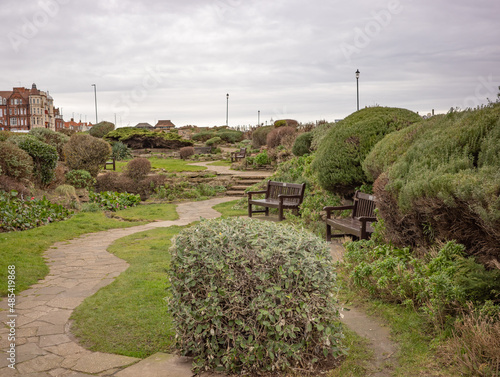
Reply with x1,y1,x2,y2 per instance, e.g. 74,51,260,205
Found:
312,107,421,195
266,126,296,149
63,134,111,177
179,146,194,159
251,126,273,149
169,217,344,374
65,170,96,190
0,190,73,232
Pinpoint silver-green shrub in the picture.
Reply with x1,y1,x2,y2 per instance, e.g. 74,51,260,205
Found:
168,217,344,374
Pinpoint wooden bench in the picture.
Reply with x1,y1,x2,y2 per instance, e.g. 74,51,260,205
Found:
247,180,306,221
231,148,247,162
323,191,377,241
194,146,212,154
103,157,116,171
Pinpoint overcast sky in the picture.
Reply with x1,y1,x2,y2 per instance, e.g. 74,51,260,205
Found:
1,0,499,128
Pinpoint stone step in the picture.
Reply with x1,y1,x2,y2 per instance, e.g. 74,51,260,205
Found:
225,190,247,197
231,185,251,190
233,175,269,180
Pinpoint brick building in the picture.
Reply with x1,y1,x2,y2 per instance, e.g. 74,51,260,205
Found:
155,120,176,131
62,118,92,132
0,83,60,131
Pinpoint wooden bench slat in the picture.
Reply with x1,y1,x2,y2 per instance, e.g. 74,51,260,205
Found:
247,180,305,221
323,191,377,241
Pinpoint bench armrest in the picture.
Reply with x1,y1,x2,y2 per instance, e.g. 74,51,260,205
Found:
358,216,377,222
247,190,266,199
323,205,354,218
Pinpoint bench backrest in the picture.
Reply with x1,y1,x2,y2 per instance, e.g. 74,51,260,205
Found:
266,180,305,204
237,148,246,156
352,191,376,218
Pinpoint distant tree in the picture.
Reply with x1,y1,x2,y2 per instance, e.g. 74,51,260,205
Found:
89,121,115,138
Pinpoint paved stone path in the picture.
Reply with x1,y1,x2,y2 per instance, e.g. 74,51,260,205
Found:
0,197,236,377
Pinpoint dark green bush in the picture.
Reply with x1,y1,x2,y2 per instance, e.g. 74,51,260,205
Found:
124,158,151,182
292,132,313,156
63,134,111,177
169,217,344,374
254,150,271,166
312,107,421,195
111,141,132,160
89,121,115,138
105,127,193,149
372,104,500,263
251,126,273,149
205,136,222,146
65,170,96,190
29,128,69,159
191,131,214,142
215,129,243,143
15,136,58,186
0,141,33,181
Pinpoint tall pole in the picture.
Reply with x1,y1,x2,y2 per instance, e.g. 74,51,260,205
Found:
91,84,98,124
355,69,360,111
226,93,229,127
258,110,260,126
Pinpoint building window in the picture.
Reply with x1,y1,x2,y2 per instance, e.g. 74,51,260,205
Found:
11,118,17,125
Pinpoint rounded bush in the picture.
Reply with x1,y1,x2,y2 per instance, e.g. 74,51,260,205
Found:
179,146,194,159
251,126,273,149
191,131,214,142
169,217,344,375
63,134,111,177
15,136,58,185
266,126,296,149
205,136,222,147
89,121,115,138
312,107,421,194
216,130,243,143
292,132,313,156
111,141,132,160
29,128,69,159
0,141,33,180
124,157,151,181
65,170,96,190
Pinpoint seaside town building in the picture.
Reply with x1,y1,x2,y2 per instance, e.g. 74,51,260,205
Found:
0,83,60,132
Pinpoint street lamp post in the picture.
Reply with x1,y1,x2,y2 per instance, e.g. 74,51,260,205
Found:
226,93,229,127
355,69,360,111
258,110,260,126
91,84,98,124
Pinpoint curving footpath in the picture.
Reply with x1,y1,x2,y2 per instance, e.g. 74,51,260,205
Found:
0,197,236,377
1,162,397,376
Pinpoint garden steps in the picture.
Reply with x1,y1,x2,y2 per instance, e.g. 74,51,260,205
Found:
226,174,269,197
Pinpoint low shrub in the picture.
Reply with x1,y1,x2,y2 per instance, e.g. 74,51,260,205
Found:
124,158,151,182
254,150,271,166
88,191,141,211
191,131,214,142
54,184,77,199
292,132,313,156
216,130,243,143
205,136,222,147
251,126,273,149
63,134,111,177
65,170,96,190
342,238,500,326
266,126,296,149
0,190,73,232
111,141,132,160
169,217,345,374
0,176,31,197
179,146,194,160
0,141,33,181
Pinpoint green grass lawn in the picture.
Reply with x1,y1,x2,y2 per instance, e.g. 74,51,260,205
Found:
212,199,247,217
111,203,179,221
206,160,232,166
71,226,184,358
111,157,207,173
0,212,150,296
